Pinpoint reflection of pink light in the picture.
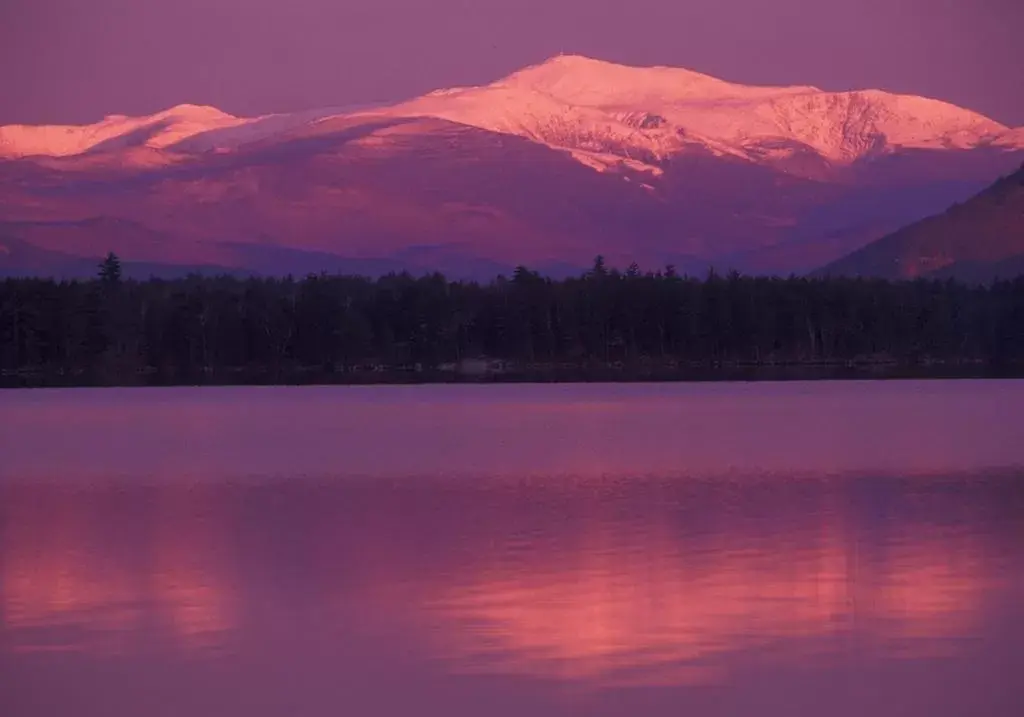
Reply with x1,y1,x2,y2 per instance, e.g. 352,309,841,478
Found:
1,497,144,654
151,572,233,650
1,487,235,655
415,525,989,683
0,482,1000,686
147,484,237,652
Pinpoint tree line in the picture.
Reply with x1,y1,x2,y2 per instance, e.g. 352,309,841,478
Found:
2,254,1023,386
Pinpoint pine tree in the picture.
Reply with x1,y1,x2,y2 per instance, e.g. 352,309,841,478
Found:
98,252,122,286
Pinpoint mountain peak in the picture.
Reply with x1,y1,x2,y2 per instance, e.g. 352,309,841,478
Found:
497,54,809,105
157,104,238,122
0,104,245,158
102,104,233,124
383,56,1019,167
516,53,710,79
496,54,1013,116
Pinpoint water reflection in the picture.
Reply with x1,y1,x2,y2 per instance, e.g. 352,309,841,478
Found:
1,484,236,655
2,475,1020,689
415,482,1004,683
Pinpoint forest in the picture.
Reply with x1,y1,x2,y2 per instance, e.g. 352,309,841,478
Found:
2,255,1023,387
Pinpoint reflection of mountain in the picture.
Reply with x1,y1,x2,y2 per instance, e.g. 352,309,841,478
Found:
0,477,1019,685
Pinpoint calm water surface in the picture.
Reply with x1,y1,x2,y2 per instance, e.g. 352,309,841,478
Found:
1,382,1023,716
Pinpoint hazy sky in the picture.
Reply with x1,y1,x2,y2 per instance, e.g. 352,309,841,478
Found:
1,0,1021,126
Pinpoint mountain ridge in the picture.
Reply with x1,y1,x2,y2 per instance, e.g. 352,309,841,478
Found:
3,55,1021,168
1,55,1022,279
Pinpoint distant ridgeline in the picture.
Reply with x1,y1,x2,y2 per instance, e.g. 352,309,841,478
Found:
2,256,1024,387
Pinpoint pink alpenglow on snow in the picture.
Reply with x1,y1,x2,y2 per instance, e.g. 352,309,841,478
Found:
2,55,1021,167
0,56,1022,280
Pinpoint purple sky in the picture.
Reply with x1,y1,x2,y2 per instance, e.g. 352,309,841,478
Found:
1,0,1022,126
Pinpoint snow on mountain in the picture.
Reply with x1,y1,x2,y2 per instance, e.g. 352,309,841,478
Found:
1,54,1021,173
994,127,1024,148
380,55,1022,169
169,107,353,152
0,104,248,158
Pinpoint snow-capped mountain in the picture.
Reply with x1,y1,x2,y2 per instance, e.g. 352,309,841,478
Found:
4,55,1019,169
381,55,1019,171
1,55,1022,279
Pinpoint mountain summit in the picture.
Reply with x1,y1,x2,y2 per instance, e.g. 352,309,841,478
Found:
384,55,1018,169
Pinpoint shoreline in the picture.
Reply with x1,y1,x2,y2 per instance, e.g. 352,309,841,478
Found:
4,360,1022,389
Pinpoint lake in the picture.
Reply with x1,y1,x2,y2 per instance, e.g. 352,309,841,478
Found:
1,382,1023,716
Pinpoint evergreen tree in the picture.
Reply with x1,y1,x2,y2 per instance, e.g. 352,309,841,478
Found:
98,252,122,286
